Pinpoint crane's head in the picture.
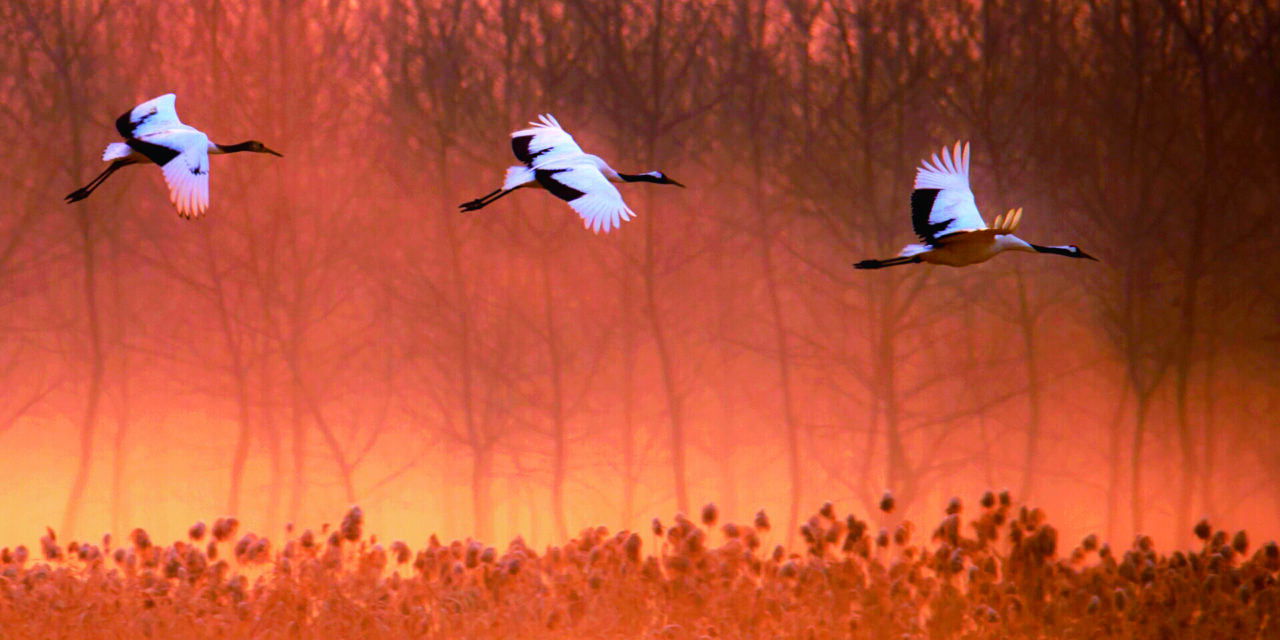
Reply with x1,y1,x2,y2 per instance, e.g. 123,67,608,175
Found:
219,140,283,156
1066,245,1099,261
649,171,684,188
1032,243,1099,261
243,140,284,157
622,171,685,187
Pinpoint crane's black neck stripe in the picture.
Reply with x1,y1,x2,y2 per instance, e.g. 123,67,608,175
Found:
217,141,255,153
618,172,661,184
126,138,181,167
534,169,585,202
910,188,950,242
512,135,551,166
1031,244,1077,257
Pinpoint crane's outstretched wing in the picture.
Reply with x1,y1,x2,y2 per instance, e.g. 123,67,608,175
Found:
534,165,634,234
510,114,585,167
146,129,211,219
910,141,986,243
117,94,185,139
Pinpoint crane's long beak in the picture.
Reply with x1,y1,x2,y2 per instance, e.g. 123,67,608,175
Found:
670,178,686,188
264,146,283,157
1081,250,1099,261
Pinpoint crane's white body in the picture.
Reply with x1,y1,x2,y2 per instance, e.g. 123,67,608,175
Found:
112,94,215,218
502,115,635,233
855,142,1094,269
67,93,279,219
463,114,683,233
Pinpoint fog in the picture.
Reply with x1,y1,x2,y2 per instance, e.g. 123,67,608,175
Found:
2,0,1278,556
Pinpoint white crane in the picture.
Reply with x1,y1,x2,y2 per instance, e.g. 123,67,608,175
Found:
65,93,281,219
459,114,684,233
854,142,1096,269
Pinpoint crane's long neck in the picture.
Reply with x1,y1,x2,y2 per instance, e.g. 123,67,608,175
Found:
1030,243,1078,257
211,141,256,154
617,171,665,184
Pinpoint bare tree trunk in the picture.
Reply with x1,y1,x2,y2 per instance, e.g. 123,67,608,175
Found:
1131,393,1151,535
1106,388,1129,543
61,84,105,537
289,386,306,525
472,444,493,541
542,248,569,541
1015,268,1044,503
621,275,638,527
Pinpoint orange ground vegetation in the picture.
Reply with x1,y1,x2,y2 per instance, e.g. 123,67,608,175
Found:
1,497,1276,639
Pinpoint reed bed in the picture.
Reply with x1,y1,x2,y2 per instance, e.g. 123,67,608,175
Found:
1,497,1275,639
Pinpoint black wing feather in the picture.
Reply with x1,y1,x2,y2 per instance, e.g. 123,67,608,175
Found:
512,135,554,166
535,169,585,203
126,138,182,167
910,188,952,243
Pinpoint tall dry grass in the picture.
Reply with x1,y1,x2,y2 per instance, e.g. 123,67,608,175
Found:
1,499,1275,638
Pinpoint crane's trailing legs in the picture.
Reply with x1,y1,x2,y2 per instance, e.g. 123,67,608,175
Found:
853,255,923,270
65,159,136,204
459,187,515,212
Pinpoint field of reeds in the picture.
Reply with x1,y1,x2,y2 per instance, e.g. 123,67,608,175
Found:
1,496,1275,639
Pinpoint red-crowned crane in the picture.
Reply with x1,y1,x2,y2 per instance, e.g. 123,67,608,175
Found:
854,142,1096,269
66,93,281,219
459,114,684,234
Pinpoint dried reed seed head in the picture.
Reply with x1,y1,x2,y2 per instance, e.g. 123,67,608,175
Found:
820,502,835,520
188,522,206,541
1112,587,1128,611
772,545,785,563
1232,530,1249,555
701,503,718,526
341,506,364,542
206,540,218,561
1082,533,1098,552
876,529,890,548
894,523,912,546
651,518,663,536
1211,530,1229,548
754,510,770,532
980,491,995,509
779,560,798,578
998,489,1012,507
130,528,151,550
623,532,642,562
946,497,962,515
880,491,895,513
1194,518,1212,541
1087,594,1100,614
391,541,411,564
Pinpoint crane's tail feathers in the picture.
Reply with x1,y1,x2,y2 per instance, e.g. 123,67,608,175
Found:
991,207,1023,233
503,166,535,191
533,113,562,130
897,244,931,258
103,142,132,162
854,255,923,270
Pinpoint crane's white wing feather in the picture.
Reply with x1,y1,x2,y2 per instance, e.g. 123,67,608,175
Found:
510,114,585,167
911,142,986,241
536,164,634,234
117,94,185,139
150,129,211,219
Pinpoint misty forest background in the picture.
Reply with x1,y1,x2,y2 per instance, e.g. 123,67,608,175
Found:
1,0,1279,553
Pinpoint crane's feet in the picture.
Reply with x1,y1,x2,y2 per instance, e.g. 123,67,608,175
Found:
458,199,488,212
853,259,885,269
65,187,91,204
